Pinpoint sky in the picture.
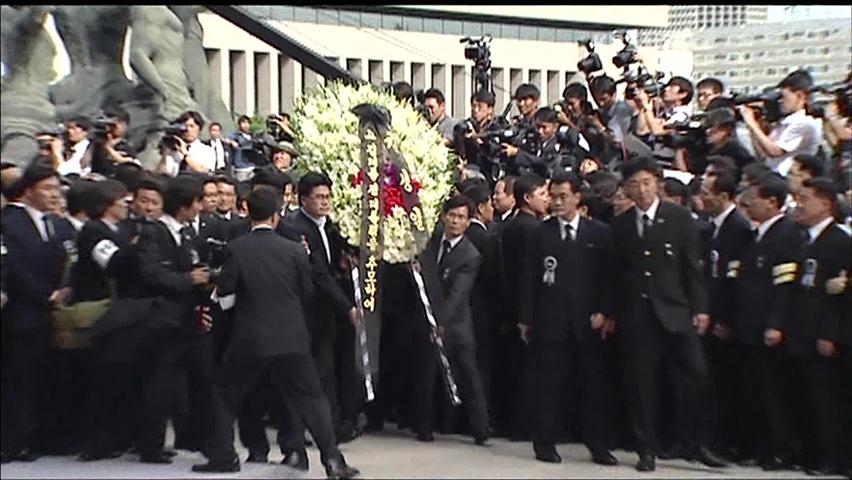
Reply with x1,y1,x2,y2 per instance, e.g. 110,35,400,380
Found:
766,5,852,22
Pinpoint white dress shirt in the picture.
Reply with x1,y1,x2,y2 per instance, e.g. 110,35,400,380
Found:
209,138,227,171
303,209,332,264
557,212,580,241
806,216,833,245
159,214,185,246
711,203,737,239
187,139,216,173
755,213,785,243
765,109,822,177
438,233,463,263
57,139,91,176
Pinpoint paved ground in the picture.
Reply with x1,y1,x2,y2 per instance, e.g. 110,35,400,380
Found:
1,425,841,479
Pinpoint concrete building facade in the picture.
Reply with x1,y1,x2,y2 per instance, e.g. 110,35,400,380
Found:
668,5,768,30
198,5,668,120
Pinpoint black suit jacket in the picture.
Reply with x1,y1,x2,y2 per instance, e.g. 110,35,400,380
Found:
217,228,314,363
1,204,76,334
227,213,301,243
519,217,615,343
418,233,481,348
612,200,708,334
731,216,805,345
283,210,353,337
72,219,140,302
499,210,541,327
786,222,852,357
136,219,200,333
704,208,753,327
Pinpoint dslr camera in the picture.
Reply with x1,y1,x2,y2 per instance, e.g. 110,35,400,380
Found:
577,39,603,76
612,31,640,69
622,67,666,100
92,111,120,139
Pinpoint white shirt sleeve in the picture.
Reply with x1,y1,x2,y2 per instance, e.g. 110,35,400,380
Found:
188,142,216,172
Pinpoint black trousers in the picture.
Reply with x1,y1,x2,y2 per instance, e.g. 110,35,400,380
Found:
237,370,298,456
491,327,536,438
785,354,843,468
310,324,339,428
172,333,215,451
703,334,739,453
366,310,414,429
736,343,795,459
334,315,362,428
206,354,341,465
532,339,610,453
412,331,488,439
1,329,51,454
839,349,852,469
620,301,711,456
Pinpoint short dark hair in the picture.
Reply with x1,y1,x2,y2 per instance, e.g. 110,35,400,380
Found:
470,89,495,107
423,88,445,104
178,110,205,129
392,81,414,104
662,177,689,206
251,166,287,192
590,75,617,98
202,175,219,189
621,156,661,181
562,83,588,101
215,175,237,189
709,171,738,199
793,154,824,178
237,115,251,124
15,160,57,194
741,162,772,185
66,179,96,216
113,162,145,192
209,122,222,130
550,170,583,195
513,172,546,206
248,185,282,221
696,77,724,94
133,177,165,197
706,97,736,110
667,76,694,104
778,69,813,94
86,179,128,219
442,195,474,217
163,175,203,216
754,173,789,208
802,177,838,209
65,115,92,131
497,175,516,196
462,184,491,209
514,83,540,101
297,171,333,201
104,106,130,124
533,107,559,124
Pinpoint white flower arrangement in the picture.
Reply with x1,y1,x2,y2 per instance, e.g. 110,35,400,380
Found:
292,81,455,263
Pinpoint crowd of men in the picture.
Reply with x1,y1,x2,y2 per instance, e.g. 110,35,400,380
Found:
1,66,850,479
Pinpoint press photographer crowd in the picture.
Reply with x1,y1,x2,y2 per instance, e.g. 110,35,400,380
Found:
1,31,851,479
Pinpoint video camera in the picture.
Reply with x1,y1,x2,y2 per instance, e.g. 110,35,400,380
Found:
732,89,784,123
160,119,190,151
612,31,640,69
577,39,603,76
92,111,120,138
461,35,493,94
662,115,708,150
808,81,852,119
620,67,666,100
266,114,291,141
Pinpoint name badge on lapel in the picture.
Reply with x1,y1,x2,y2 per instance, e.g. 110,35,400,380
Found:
800,258,817,288
664,242,675,258
542,256,557,286
709,249,720,278
442,268,451,283
756,255,766,270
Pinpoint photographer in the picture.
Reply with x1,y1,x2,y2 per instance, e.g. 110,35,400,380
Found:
454,90,502,178
175,110,216,174
90,107,137,177
58,116,93,177
736,70,822,177
34,128,66,172
702,107,755,175
633,76,695,170
422,88,458,146
227,115,256,181
696,78,724,112
512,83,541,128
589,75,634,165
511,107,575,177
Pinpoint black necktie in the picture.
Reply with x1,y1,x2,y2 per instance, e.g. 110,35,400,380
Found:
641,214,652,238
565,223,574,242
43,216,54,242
438,239,452,265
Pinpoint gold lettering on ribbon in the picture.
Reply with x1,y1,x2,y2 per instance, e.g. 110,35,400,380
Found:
400,168,413,194
360,129,382,313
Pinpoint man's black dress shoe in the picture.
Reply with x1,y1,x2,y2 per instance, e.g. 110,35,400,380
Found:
1,449,39,463
139,451,173,464
336,423,361,445
325,457,360,479
636,454,656,472
591,450,618,466
474,435,488,446
760,456,790,471
282,450,309,471
416,432,434,442
192,458,240,473
805,464,844,477
534,445,562,464
659,444,687,460
246,451,268,463
78,449,124,462
694,446,728,468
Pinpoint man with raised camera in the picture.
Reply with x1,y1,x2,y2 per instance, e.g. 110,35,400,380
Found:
736,70,822,177
57,116,93,177
174,111,216,174
633,76,695,170
454,90,502,179
226,115,257,181
90,107,137,177
589,75,634,165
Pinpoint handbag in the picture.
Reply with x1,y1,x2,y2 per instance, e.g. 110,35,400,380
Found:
51,244,117,350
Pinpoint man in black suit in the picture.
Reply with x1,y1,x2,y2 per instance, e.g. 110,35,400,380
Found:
491,175,516,225
611,156,727,472
518,171,617,466
1,162,76,463
461,185,497,411
134,175,212,463
731,174,805,470
214,176,238,222
696,171,754,460
226,167,301,243
413,195,489,445
784,178,849,475
191,187,359,479
283,172,360,441
493,173,548,439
